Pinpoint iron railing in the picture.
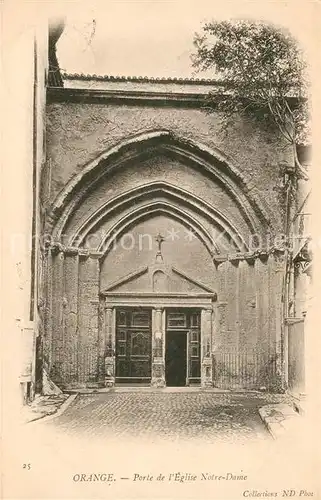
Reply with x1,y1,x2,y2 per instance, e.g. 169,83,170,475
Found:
213,349,278,390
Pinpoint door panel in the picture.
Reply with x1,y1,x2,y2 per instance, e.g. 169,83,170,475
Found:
115,309,152,381
188,327,201,384
130,330,151,377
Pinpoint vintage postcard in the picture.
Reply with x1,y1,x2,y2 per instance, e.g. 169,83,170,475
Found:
1,0,320,498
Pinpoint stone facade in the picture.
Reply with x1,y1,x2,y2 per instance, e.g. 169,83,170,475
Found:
41,75,293,390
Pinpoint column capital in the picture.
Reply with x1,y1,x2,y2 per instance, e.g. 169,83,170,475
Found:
64,246,80,256
50,242,65,256
202,306,213,312
89,251,104,259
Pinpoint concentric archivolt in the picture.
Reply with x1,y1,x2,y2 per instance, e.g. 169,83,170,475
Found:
66,182,248,252
48,129,271,250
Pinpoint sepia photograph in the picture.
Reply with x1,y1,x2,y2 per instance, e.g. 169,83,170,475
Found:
1,0,320,498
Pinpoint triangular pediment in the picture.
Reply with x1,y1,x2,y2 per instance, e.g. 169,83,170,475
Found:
103,267,149,292
102,265,215,296
171,267,215,293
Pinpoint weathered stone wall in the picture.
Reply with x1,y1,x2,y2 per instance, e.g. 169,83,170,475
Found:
43,91,289,389
45,249,284,389
214,254,284,390
215,256,283,349
46,101,291,233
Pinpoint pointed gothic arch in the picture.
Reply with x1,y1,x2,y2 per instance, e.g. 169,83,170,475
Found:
96,202,217,257
47,129,272,241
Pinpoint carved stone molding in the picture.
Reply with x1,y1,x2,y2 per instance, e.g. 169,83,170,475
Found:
46,130,270,242
47,244,104,259
212,247,285,266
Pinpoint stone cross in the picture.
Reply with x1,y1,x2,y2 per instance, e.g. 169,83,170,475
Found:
155,233,165,253
155,233,165,262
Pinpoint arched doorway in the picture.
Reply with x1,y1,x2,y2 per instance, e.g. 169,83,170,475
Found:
42,131,280,390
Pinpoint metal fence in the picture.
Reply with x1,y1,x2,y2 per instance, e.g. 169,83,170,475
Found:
213,349,278,390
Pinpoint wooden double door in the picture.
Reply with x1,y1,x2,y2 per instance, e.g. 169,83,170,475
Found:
115,308,201,386
115,309,152,383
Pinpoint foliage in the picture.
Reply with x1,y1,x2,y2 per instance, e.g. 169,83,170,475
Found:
192,20,309,176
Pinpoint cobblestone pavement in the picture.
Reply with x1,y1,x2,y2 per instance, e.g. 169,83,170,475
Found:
42,392,292,444
21,394,70,423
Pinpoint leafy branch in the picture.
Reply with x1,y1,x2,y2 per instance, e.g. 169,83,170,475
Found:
192,20,310,179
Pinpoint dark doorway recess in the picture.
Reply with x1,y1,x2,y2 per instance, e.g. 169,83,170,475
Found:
165,331,187,387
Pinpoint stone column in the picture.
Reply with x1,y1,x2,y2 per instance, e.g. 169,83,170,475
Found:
151,307,166,387
104,306,116,387
213,261,228,388
201,307,213,387
255,256,270,355
273,254,286,391
97,298,105,386
50,250,65,385
43,248,53,371
77,254,100,387
63,252,79,386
